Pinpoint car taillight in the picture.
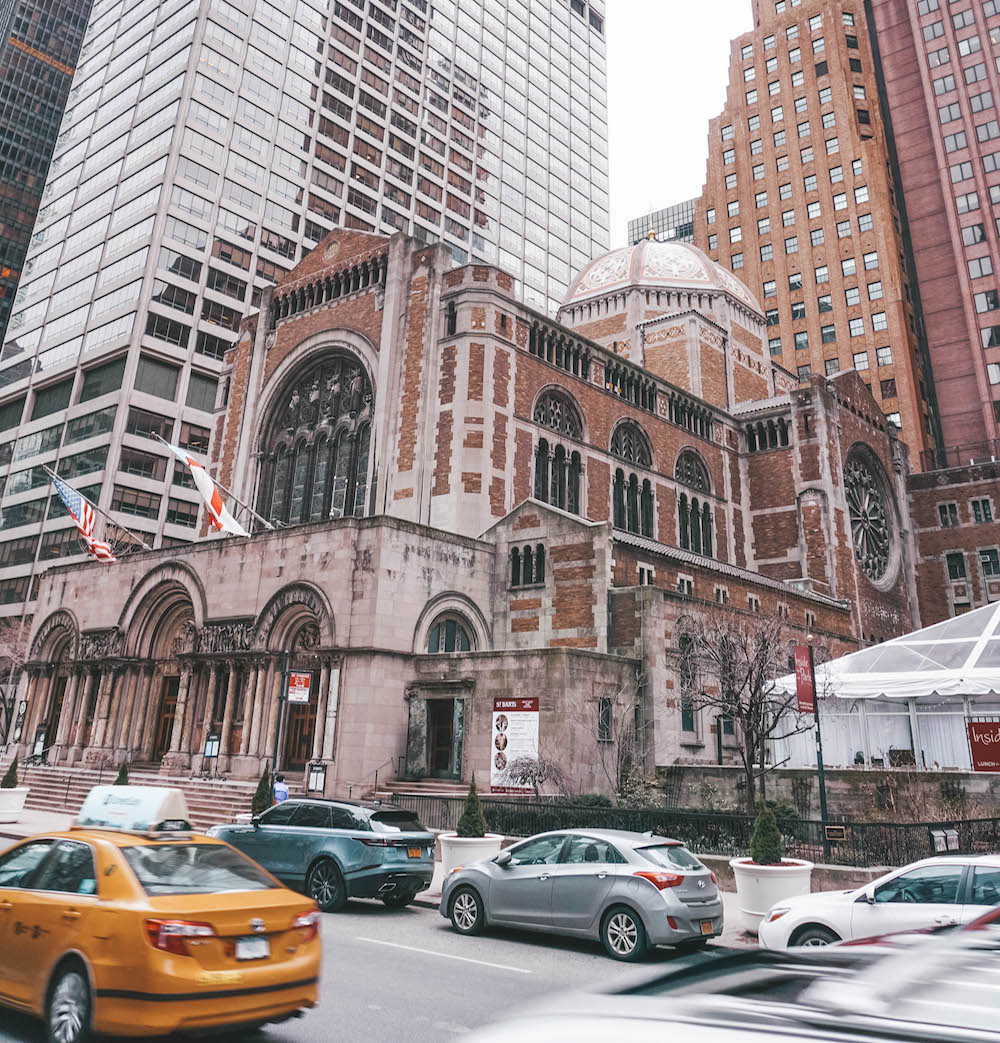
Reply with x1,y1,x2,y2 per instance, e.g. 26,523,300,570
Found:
360,837,390,846
144,919,216,956
710,871,718,884
292,910,320,943
634,870,684,890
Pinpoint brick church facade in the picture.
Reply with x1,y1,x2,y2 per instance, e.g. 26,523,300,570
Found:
15,228,990,796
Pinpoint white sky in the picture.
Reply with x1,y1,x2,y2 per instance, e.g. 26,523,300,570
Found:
605,0,753,247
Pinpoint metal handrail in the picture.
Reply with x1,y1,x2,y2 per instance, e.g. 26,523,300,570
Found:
347,757,397,799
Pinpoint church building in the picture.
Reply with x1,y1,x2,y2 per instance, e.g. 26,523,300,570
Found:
17,227,929,796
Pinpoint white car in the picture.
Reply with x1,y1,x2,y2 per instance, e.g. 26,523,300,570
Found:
758,854,1000,949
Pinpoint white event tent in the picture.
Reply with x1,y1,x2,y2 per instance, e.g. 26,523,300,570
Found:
770,602,1000,772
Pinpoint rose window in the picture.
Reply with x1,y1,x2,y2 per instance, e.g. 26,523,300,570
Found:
845,457,891,583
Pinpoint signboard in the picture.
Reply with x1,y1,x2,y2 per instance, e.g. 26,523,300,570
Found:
490,697,539,794
75,785,191,833
967,720,1000,772
793,645,815,714
824,825,847,842
287,671,312,704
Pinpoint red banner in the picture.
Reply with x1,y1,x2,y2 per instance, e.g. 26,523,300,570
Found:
968,721,1000,772
793,646,815,713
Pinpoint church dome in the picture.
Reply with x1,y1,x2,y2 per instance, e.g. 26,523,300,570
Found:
562,239,762,314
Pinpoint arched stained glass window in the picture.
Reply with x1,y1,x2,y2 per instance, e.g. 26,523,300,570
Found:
533,389,583,439
427,615,473,653
610,421,652,467
675,450,710,493
258,351,373,526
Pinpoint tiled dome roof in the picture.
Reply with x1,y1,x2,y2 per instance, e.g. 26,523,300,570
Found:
563,239,762,314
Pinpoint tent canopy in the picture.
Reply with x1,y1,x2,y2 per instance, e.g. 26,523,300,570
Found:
773,601,1000,702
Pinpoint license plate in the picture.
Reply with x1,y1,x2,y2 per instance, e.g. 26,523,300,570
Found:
235,936,270,961
408,847,422,858
700,920,714,936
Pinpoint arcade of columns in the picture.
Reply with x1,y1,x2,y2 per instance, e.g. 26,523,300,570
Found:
20,649,343,775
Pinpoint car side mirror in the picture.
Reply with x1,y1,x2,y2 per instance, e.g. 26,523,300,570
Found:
864,885,876,905
251,816,260,827
496,850,512,868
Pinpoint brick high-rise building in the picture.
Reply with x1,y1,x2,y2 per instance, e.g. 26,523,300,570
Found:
0,0,610,617
0,0,93,347
695,0,938,460
870,0,1000,464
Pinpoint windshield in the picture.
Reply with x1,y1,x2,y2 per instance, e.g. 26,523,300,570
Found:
122,843,278,895
370,812,426,833
638,844,704,871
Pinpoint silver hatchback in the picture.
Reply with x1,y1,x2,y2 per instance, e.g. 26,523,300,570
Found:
439,828,723,961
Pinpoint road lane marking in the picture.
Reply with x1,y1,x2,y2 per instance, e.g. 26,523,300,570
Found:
355,936,532,974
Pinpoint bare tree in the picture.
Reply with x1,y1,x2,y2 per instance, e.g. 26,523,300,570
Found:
677,609,812,816
497,755,570,798
0,615,30,743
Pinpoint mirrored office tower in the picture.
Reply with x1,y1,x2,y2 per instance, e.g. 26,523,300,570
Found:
0,0,610,613
0,0,94,347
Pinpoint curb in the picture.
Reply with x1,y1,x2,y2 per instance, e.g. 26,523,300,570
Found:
413,892,442,910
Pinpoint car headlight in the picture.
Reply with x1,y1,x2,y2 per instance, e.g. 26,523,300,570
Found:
767,907,791,923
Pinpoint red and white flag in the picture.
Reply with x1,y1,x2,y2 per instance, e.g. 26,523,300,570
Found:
162,443,250,538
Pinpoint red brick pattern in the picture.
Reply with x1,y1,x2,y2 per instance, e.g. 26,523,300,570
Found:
396,273,428,475
468,343,484,401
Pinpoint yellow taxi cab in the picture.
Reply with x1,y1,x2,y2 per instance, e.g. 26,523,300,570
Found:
0,785,320,1043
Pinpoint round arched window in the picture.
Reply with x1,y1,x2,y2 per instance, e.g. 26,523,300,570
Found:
533,389,583,439
674,450,710,493
610,421,652,467
427,615,473,653
845,450,895,585
257,352,373,525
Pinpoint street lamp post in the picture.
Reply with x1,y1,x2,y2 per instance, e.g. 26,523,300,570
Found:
271,649,290,789
807,642,830,828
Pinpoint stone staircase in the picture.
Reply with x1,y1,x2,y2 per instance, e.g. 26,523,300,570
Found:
374,778,468,801
6,762,301,833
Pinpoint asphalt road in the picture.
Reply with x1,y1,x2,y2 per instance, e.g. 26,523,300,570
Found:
0,897,734,1043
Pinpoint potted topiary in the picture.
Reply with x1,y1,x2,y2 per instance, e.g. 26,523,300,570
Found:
438,777,504,875
113,762,129,786
237,763,272,825
729,802,813,934
0,756,28,823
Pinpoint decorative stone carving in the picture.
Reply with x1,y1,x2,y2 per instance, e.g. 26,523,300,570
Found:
254,584,334,650
196,621,255,655
846,455,892,583
172,619,196,657
277,355,372,438
80,629,124,661
298,623,320,651
29,611,78,661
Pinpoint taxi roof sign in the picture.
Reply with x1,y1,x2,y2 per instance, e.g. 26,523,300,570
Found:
73,785,193,836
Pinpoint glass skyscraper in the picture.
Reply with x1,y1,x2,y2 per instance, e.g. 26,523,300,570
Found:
0,0,610,614
0,0,93,347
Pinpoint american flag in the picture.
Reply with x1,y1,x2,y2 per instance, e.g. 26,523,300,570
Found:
49,473,116,563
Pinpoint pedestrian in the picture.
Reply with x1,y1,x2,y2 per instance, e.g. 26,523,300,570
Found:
274,773,289,804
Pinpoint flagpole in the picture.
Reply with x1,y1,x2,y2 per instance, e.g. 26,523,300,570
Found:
151,433,274,532
42,466,153,551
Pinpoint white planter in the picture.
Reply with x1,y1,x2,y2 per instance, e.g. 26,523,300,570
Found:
729,856,813,935
439,832,503,876
0,787,28,824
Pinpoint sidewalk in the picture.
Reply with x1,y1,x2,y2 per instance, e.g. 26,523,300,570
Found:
414,863,757,949
0,808,72,843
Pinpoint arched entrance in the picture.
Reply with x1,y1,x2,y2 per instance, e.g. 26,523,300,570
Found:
27,611,80,759
127,584,196,763
280,621,322,772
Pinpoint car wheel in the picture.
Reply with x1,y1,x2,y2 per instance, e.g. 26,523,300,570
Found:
792,925,840,947
602,906,648,962
46,963,91,1043
449,886,485,935
382,892,415,909
307,858,347,912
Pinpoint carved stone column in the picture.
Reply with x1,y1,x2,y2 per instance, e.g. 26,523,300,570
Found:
89,668,115,748
70,670,96,752
320,658,343,762
311,659,331,762
116,667,141,754
196,663,220,760
53,668,81,754
179,664,202,755
219,660,239,764
19,668,39,751
239,660,263,757
262,663,283,768
249,658,274,758
26,666,52,745
138,665,161,760
167,664,194,754
105,666,130,755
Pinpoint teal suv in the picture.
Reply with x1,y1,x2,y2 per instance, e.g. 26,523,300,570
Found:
208,798,435,911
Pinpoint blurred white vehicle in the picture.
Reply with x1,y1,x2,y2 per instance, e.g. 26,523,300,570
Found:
758,854,1000,949
460,932,1000,1042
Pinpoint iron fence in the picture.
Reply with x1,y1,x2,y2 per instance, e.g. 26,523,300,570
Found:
390,794,1000,868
